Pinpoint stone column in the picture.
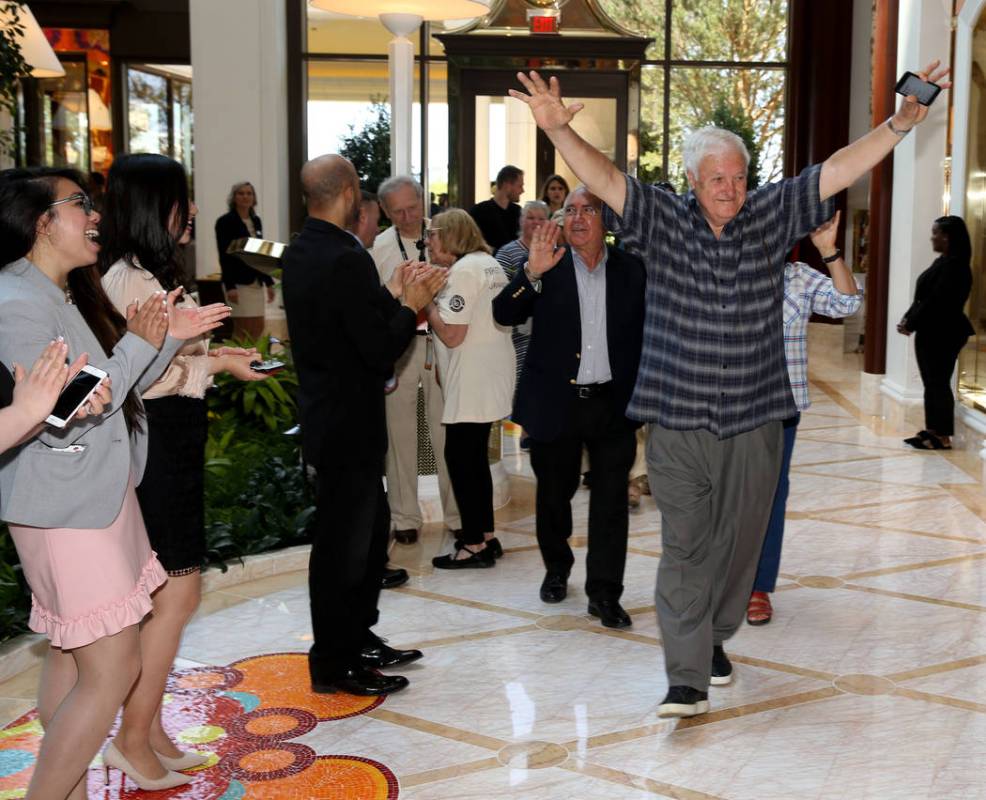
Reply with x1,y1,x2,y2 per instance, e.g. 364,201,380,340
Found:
189,0,290,279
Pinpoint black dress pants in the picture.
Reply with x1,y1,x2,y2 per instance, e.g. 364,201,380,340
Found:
308,459,390,680
444,421,494,546
915,331,968,436
529,392,637,601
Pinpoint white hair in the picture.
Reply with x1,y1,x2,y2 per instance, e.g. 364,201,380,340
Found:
521,200,549,218
681,126,750,178
376,175,424,206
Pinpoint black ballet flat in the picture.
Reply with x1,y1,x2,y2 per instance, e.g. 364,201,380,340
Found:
432,545,495,569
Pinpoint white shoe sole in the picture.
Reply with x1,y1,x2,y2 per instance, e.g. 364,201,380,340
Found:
710,672,733,686
658,699,710,718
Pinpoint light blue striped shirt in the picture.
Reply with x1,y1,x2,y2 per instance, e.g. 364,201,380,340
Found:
573,247,612,384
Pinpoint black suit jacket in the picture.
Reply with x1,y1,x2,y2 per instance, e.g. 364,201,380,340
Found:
215,210,273,289
902,255,975,340
492,245,646,442
282,218,417,468
0,363,12,410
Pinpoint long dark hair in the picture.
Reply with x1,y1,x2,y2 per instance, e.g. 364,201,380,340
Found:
935,215,972,266
540,173,571,206
99,153,190,291
0,166,144,432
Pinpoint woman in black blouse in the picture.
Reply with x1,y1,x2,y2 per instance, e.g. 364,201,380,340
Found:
898,215,975,449
215,181,274,339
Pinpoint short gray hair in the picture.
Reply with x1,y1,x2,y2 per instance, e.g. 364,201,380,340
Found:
518,200,549,235
681,126,750,178
376,175,424,207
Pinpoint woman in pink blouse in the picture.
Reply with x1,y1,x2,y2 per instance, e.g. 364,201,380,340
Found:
100,154,267,789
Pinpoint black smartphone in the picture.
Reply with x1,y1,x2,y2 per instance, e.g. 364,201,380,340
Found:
895,71,942,106
46,365,107,428
250,359,285,374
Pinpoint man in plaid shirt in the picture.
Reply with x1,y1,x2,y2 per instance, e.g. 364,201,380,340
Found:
510,60,950,717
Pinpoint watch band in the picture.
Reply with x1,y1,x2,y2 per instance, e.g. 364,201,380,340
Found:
821,249,842,264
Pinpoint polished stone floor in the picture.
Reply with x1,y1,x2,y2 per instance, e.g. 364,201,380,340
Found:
2,324,986,799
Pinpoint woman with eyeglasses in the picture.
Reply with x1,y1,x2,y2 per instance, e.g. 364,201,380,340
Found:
425,209,515,569
0,167,228,800
99,153,265,789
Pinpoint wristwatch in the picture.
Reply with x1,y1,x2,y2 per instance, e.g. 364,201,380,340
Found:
821,249,841,264
523,263,543,293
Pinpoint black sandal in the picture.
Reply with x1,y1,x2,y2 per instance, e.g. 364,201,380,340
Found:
455,537,503,559
432,544,495,570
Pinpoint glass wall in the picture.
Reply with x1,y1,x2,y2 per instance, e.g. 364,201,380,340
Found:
301,1,790,196
958,10,986,411
124,64,194,181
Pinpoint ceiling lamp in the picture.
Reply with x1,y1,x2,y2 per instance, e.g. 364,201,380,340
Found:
1,3,65,78
310,0,491,177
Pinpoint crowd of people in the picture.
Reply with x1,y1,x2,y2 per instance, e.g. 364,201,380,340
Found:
0,58,965,798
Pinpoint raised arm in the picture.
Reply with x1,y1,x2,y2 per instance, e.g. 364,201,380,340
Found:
509,72,627,215
819,60,951,202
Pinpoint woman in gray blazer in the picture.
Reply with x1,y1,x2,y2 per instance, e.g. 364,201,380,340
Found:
0,167,229,799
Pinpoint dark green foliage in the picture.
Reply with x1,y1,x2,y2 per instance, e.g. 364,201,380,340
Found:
708,100,762,190
0,525,31,642
339,100,391,193
0,2,30,156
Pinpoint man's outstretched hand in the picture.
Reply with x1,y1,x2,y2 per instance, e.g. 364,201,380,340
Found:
509,71,584,134
894,60,952,131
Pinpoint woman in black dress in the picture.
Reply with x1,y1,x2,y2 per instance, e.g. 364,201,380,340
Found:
898,215,975,450
215,181,274,339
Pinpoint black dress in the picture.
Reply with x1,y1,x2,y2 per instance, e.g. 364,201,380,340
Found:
135,395,209,575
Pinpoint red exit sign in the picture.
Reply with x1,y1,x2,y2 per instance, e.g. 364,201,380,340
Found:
529,14,559,34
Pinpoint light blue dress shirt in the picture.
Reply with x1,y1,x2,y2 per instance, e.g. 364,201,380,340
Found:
573,247,612,385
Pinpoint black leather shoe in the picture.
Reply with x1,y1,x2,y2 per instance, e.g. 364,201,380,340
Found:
381,567,409,589
588,599,632,629
311,665,409,696
394,528,418,545
360,634,422,669
539,572,568,603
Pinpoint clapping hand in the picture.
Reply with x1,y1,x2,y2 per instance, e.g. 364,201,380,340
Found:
404,266,447,313
127,291,169,349
387,259,425,300
893,60,952,131
527,221,566,278
509,71,584,133
166,287,231,341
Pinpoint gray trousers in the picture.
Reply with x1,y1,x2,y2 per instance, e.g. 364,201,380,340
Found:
646,422,784,690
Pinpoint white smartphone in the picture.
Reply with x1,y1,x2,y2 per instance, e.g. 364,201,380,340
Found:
45,364,108,428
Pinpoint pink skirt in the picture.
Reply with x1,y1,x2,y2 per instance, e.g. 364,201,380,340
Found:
8,480,168,650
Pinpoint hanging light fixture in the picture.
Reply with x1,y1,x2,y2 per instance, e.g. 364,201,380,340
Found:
1,4,65,78
310,0,490,177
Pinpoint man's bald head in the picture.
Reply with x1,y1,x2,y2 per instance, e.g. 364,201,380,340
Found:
301,155,360,220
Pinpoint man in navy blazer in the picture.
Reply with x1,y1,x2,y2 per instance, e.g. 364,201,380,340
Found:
493,187,645,628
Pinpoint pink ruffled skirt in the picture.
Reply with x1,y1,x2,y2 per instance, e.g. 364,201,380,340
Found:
8,479,168,650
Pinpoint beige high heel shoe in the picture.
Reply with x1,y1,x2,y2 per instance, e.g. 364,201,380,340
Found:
155,748,210,771
102,742,192,790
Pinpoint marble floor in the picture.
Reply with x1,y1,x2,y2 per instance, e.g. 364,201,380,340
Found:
3,324,986,799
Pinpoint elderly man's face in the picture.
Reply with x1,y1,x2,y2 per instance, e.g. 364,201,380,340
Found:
520,208,548,243
563,191,604,252
688,149,748,232
384,184,423,237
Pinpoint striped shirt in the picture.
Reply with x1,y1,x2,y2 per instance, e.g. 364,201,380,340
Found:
783,261,862,411
603,164,834,439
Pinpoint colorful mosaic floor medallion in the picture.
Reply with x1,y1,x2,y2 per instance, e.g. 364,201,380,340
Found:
0,652,398,799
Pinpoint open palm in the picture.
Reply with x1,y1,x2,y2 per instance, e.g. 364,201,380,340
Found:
509,71,584,133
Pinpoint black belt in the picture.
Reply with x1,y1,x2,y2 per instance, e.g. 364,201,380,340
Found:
574,382,612,399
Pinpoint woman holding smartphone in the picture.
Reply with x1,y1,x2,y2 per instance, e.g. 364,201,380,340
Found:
100,154,266,787
0,166,228,800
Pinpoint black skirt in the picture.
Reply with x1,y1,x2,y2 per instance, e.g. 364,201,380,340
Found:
136,395,208,575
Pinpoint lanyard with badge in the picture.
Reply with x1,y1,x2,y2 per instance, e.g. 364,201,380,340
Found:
396,224,436,371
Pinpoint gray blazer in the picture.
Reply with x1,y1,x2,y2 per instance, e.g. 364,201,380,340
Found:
0,259,182,529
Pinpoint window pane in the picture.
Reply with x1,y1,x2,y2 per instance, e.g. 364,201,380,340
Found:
554,97,618,190
671,0,789,62
667,67,785,190
307,8,419,55
127,68,169,155
473,95,537,205
38,61,90,172
423,63,449,201
638,65,665,183
595,0,666,60
173,80,193,180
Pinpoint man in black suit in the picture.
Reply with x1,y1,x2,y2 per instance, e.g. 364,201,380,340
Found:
282,155,445,695
493,187,645,629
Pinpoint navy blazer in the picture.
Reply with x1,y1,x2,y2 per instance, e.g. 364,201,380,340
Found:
281,218,417,469
492,245,646,442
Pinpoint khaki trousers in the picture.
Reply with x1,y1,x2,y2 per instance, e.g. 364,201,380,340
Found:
384,335,461,531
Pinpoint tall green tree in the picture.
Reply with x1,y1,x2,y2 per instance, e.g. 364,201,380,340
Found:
339,100,391,193
0,2,31,157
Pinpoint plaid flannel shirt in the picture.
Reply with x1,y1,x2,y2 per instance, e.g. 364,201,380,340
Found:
783,261,863,411
603,164,834,439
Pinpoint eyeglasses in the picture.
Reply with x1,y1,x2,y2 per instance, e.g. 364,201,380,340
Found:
563,205,600,218
48,192,94,216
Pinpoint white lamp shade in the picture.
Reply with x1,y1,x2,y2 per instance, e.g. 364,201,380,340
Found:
1,4,65,78
309,0,490,22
